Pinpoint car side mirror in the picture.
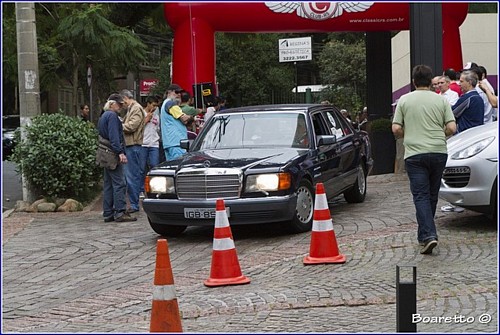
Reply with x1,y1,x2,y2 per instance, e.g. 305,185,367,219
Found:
180,139,190,150
317,135,337,146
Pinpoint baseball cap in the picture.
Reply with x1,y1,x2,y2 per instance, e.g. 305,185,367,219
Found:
107,93,124,104
167,83,183,93
462,62,478,71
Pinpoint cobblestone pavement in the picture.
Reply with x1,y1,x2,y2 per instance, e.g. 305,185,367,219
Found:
2,174,498,333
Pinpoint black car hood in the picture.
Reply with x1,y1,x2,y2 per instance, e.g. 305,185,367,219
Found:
157,148,308,172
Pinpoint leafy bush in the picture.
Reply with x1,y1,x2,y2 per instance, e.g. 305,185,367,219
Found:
370,117,393,133
11,113,101,199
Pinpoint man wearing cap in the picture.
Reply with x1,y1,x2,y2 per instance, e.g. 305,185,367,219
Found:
120,89,146,213
160,84,194,161
97,94,137,223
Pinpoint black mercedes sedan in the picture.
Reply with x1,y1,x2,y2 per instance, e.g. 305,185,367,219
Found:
143,104,373,236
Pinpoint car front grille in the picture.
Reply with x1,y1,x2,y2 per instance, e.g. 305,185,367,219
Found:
176,168,242,199
442,166,471,188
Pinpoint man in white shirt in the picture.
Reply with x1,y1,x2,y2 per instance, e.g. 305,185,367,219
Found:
437,76,459,105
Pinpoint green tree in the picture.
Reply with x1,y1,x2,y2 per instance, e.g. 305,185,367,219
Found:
2,4,18,114
2,3,149,116
468,3,498,13
215,33,295,107
149,57,172,98
317,34,366,113
55,4,147,115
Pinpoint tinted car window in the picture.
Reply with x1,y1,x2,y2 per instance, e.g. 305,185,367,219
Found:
324,110,353,138
311,113,330,136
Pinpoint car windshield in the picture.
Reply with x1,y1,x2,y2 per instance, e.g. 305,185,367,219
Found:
194,112,309,150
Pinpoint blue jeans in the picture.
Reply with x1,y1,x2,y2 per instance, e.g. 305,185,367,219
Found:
405,153,448,244
124,145,144,211
102,164,127,219
164,146,185,161
141,146,160,192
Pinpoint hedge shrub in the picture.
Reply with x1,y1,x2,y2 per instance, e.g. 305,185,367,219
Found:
370,117,393,133
11,113,101,199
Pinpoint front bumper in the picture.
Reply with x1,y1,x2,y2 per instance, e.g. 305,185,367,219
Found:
439,157,497,208
142,194,297,226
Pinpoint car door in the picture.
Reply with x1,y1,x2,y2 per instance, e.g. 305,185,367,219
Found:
309,111,342,197
321,109,358,193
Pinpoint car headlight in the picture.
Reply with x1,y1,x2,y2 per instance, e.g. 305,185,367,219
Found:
245,173,291,192
451,137,495,160
145,176,175,194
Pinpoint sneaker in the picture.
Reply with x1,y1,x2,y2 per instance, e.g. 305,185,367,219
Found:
104,216,114,223
441,204,464,213
115,213,137,222
127,208,139,214
420,239,438,254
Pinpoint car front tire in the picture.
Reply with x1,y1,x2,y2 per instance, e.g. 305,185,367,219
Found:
148,219,187,237
344,163,367,203
490,178,497,222
288,179,314,233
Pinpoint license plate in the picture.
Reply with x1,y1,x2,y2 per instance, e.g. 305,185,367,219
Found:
184,207,230,219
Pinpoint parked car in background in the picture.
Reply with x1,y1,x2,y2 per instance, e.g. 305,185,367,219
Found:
143,104,373,236
440,122,498,220
2,115,20,160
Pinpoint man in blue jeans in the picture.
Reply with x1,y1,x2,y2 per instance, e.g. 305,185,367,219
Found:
392,65,457,255
121,89,146,213
97,93,137,222
160,84,193,161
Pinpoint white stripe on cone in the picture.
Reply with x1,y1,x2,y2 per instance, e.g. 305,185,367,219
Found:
312,219,334,232
152,285,177,301
213,237,235,251
314,192,328,210
215,211,230,228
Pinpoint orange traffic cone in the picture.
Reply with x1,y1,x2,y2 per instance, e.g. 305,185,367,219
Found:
204,199,250,287
303,183,346,265
150,239,183,332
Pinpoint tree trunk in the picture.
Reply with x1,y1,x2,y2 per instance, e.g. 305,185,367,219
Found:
72,52,78,117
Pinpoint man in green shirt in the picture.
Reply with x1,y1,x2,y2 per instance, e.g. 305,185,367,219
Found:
392,64,457,255
180,91,202,132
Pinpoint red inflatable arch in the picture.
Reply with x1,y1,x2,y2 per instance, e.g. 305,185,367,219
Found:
164,2,468,95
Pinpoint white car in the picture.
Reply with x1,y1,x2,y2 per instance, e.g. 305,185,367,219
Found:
440,122,498,220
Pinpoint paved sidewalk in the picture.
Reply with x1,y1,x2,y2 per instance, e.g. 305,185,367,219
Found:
1,174,498,333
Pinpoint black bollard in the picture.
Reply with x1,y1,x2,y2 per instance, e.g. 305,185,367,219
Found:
396,265,417,332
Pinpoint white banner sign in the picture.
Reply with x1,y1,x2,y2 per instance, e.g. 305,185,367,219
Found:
279,37,312,63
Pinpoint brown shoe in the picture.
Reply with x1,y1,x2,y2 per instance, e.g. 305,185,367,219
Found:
115,213,137,222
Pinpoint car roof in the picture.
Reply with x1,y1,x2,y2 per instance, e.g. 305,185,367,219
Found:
217,104,336,115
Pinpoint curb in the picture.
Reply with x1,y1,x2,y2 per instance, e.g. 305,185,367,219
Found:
2,208,16,220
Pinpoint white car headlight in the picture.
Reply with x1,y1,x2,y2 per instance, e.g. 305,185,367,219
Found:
451,137,495,160
147,176,175,194
245,173,291,192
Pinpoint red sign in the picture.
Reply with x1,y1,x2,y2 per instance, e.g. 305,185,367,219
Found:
140,79,159,96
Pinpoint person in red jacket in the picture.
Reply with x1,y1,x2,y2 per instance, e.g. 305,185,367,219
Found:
443,68,462,97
